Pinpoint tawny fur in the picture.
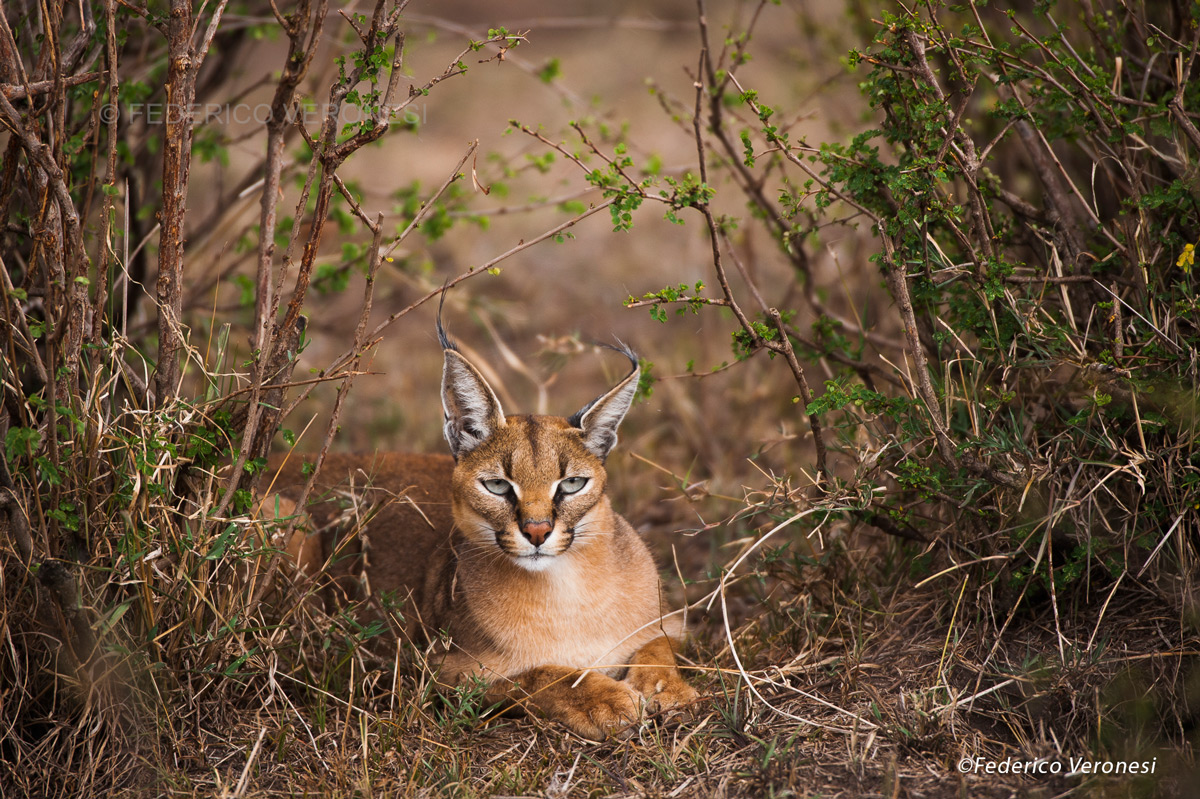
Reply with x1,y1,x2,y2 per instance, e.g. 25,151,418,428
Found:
267,342,696,740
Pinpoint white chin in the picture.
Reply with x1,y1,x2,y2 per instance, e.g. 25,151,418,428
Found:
513,553,557,572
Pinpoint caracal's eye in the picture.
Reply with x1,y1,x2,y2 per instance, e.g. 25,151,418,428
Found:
559,476,588,495
482,478,512,495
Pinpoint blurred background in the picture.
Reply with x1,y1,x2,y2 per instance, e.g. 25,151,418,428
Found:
185,0,875,524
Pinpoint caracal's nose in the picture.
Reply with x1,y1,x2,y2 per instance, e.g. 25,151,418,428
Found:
520,519,552,547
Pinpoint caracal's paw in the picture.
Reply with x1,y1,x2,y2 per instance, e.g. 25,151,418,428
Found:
559,673,643,741
623,669,699,717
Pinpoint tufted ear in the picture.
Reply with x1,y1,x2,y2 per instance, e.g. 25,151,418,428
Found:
439,316,506,458
568,344,640,460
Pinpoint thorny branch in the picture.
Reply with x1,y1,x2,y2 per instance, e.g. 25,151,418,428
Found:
214,0,410,523
213,0,329,524
692,8,829,486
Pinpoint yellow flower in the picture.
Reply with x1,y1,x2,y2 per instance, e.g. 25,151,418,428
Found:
1178,242,1195,274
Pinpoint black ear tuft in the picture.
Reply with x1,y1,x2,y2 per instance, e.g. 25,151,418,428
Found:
436,285,457,353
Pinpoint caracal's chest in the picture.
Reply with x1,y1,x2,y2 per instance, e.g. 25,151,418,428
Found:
465,558,660,677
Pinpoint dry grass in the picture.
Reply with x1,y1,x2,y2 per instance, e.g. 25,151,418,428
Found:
5,476,1195,797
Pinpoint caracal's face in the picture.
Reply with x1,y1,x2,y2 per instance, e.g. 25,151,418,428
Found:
452,415,608,571
439,323,638,572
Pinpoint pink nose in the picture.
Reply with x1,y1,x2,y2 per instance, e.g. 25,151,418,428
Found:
521,520,552,546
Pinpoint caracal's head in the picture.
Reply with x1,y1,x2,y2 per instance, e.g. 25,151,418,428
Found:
438,320,639,572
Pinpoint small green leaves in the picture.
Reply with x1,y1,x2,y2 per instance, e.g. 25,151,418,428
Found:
537,58,561,83
634,359,655,402
740,129,756,167
626,282,709,323
661,173,715,224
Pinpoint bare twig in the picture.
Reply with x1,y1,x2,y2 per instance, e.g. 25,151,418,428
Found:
215,0,328,519
215,0,406,524
0,71,104,100
251,215,386,609
280,197,617,418
690,25,827,485
767,309,828,484
1168,27,1200,152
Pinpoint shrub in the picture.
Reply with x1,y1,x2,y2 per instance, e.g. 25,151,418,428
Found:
618,0,1199,610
